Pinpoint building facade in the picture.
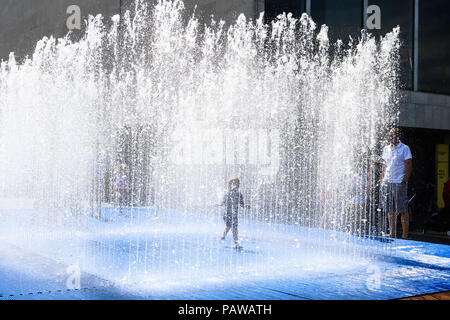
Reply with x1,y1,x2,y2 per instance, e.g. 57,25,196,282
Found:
0,0,449,227
262,0,450,227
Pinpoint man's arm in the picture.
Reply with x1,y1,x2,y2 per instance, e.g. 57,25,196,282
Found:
402,159,412,185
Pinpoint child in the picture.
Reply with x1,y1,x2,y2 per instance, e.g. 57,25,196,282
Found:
113,164,128,214
220,177,250,249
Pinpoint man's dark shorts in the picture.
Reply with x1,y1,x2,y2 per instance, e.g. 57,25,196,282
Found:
381,182,409,215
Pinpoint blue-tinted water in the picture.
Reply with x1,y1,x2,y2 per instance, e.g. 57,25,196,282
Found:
0,207,448,300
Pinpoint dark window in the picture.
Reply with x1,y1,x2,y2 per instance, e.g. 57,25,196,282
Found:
368,0,414,90
264,0,306,23
311,0,362,44
419,0,450,95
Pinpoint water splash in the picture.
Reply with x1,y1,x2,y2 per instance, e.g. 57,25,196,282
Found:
0,0,400,289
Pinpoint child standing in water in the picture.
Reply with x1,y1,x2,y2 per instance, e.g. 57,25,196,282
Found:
113,164,128,214
220,177,250,249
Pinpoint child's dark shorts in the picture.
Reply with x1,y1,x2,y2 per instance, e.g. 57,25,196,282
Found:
223,213,238,228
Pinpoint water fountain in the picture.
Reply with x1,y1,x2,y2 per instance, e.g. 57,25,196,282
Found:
0,0,448,299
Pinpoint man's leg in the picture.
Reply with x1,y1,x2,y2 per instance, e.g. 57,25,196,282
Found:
388,211,397,238
400,211,409,239
386,183,400,238
381,183,391,236
398,182,410,239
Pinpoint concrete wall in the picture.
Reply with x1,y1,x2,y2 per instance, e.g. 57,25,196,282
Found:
1,0,449,132
399,91,450,131
0,0,121,62
0,0,260,62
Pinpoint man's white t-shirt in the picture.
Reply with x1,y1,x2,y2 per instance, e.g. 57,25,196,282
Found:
382,141,412,183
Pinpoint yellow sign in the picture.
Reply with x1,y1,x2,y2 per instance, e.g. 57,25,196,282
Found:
437,144,449,208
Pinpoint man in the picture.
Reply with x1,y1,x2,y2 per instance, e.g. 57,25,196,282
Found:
381,128,413,239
